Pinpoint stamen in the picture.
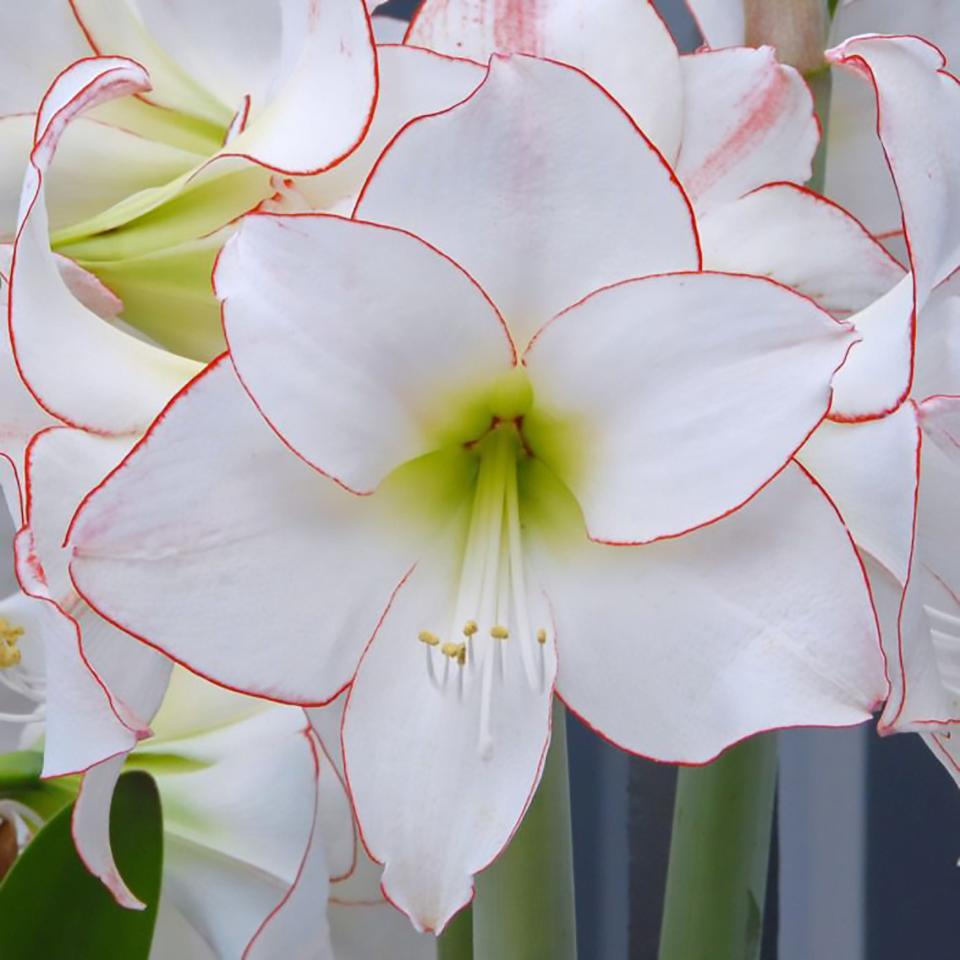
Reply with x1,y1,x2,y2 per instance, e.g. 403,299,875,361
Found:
463,621,478,637
0,618,24,670
490,625,509,640
536,628,547,645
441,642,467,666
418,631,440,647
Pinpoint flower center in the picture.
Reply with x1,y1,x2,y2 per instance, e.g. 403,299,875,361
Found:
417,424,549,758
0,615,45,726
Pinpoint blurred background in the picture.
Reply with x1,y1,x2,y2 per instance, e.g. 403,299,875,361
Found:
375,0,960,956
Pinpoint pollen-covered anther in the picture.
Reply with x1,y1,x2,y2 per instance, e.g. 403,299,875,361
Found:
442,642,467,666
462,620,478,638
418,630,440,647
536,628,547,645
490,625,509,640
0,619,24,670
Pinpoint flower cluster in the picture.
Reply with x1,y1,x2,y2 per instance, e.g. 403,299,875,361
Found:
0,0,957,954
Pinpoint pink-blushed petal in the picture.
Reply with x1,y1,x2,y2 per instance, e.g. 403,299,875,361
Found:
914,270,960,401
523,271,856,545
676,47,817,211
882,401,960,730
9,57,200,435
826,36,960,418
699,181,905,318
0,114,201,238
406,0,684,161
535,463,885,763
798,406,920,585
68,357,430,706
329,900,437,960
289,44,485,214
683,0,745,47
13,530,139,778
342,530,557,933
72,754,143,909
0,1,92,114
356,54,700,347
244,734,336,960
218,213,515,494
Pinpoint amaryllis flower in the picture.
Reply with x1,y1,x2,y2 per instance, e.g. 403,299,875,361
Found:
67,54,885,929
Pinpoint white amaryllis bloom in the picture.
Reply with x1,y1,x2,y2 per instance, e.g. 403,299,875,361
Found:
67,54,886,930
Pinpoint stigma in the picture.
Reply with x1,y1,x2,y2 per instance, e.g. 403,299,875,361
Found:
416,426,550,758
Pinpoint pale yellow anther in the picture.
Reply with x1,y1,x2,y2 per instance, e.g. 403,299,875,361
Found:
490,625,509,640
463,620,478,637
441,642,467,666
536,628,547,645
0,618,24,670
418,630,440,647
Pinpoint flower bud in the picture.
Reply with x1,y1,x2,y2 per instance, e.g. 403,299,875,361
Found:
744,0,828,75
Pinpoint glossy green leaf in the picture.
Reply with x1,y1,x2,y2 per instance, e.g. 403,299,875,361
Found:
0,771,163,959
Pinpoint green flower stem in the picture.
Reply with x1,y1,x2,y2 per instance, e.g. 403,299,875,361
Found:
438,905,474,960
657,734,779,960
472,701,577,960
807,65,833,194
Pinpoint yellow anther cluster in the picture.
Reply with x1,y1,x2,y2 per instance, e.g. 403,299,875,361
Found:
418,630,440,647
490,625,509,640
0,618,24,669
536,628,547,645
462,620,478,637
441,642,467,666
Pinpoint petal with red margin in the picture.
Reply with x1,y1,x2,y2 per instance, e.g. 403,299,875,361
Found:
218,213,515,494
676,47,817,211
534,464,885,763
523,271,855,545
356,54,700,348
406,0,684,161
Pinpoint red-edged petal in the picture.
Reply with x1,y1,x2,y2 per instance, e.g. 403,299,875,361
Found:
827,36,960,418
537,463,885,763
68,357,424,706
9,57,199,435
406,0,684,161
700,181,905,317
342,531,557,933
218,213,515,494
356,53,700,348
676,47,817,211
523,271,855,545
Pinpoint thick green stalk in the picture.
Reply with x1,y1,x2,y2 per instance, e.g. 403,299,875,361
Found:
658,734,779,960
472,701,577,960
438,905,474,960
807,66,833,194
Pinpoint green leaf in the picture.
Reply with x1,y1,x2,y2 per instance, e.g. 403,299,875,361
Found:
0,771,163,960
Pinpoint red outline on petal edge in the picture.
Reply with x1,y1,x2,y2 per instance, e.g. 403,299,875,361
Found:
67,0,381,179
824,34,960,424
524,269,860,548
17,427,149,749
556,459,887,766
338,576,559,935
213,211,518,496
65,357,413,709
70,756,144,911
352,51,703,272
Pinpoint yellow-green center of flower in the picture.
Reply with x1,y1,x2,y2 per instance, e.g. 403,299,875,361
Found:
0,618,24,670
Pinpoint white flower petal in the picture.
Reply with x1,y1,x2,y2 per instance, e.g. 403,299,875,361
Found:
536,464,885,763
356,54,700,347
218,213,515,493
68,358,420,705
683,0,745,48
342,530,556,933
523,271,855,544
406,0,684,161
677,47,817,211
